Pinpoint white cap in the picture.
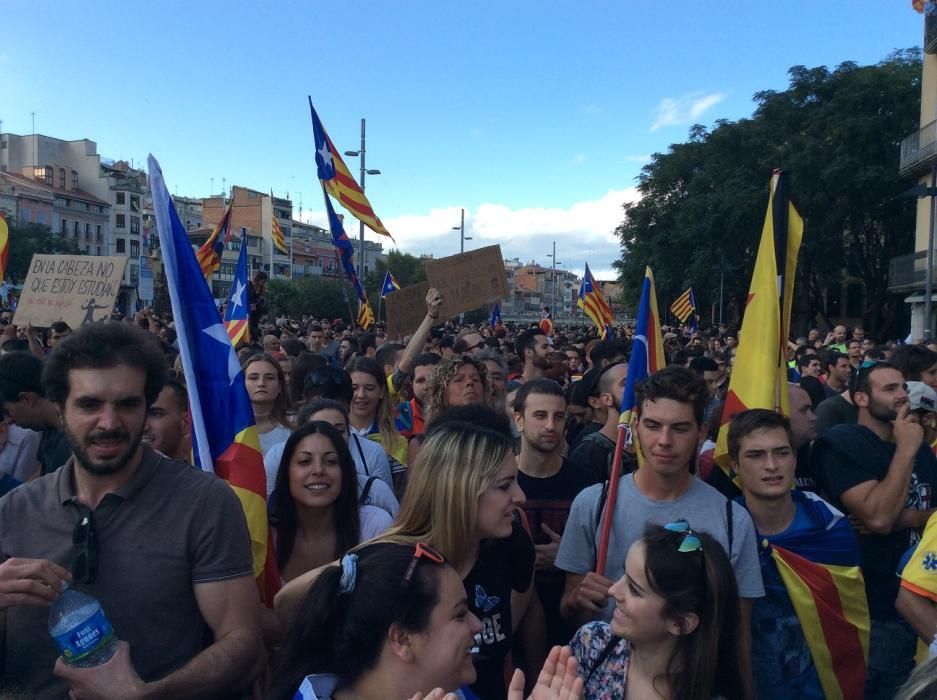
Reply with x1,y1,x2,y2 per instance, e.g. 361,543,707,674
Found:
907,381,937,413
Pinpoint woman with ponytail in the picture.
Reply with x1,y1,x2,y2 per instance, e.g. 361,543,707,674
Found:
571,522,743,700
271,541,582,700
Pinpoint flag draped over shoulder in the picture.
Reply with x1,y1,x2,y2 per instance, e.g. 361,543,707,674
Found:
0,213,8,282
714,170,804,471
223,238,250,346
381,271,400,298
196,203,233,279
756,491,869,700
148,155,279,605
271,214,288,254
619,267,665,447
308,97,392,239
578,263,614,337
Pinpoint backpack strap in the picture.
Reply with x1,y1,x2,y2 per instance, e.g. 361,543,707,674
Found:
726,498,734,555
352,434,370,476
585,634,622,683
359,476,378,505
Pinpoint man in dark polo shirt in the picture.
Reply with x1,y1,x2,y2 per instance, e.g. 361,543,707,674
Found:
0,322,261,699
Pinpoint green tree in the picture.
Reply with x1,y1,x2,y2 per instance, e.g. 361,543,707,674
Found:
616,50,921,337
362,249,428,320
266,276,353,321
6,222,84,283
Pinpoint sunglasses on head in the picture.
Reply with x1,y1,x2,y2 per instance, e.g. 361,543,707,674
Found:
402,542,445,588
664,519,703,553
72,511,98,584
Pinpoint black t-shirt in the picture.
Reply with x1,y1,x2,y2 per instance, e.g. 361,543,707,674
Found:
38,428,72,476
794,442,820,494
464,521,535,700
815,424,937,619
568,421,601,451
518,458,600,646
569,431,635,481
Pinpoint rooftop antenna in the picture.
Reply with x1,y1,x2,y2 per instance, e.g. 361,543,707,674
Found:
211,177,214,197
31,112,36,168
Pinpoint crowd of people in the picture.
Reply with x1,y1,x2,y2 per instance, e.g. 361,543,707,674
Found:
2,286,937,700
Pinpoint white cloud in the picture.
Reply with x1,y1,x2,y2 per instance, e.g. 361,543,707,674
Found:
650,91,726,132
300,188,640,278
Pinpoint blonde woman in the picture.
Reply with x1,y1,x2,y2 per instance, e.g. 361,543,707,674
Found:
278,405,536,700
423,356,490,425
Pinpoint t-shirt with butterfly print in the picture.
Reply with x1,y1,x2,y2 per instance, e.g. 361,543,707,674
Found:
462,520,535,700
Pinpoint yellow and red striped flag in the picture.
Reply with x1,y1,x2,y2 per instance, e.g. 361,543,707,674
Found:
358,298,375,330
195,203,233,279
271,215,288,254
578,263,614,337
0,213,8,282
714,170,803,473
309,98,392,239
669,287,696,324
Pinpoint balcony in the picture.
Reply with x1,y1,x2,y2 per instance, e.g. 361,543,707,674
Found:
889,251,936,292
899,121,937,176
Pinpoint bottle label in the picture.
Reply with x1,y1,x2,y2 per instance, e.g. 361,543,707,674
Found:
52,609,114,663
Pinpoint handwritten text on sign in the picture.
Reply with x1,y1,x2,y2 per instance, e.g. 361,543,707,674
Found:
424,245,509,316
14,255,129,329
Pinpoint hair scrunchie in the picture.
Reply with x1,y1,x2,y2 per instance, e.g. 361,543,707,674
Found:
338,553,358,595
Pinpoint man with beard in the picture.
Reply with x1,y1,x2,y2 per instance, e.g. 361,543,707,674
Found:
0,322,261,699
815,362,937,699
569,362,633,480
514,379,599,646
516,328,551,383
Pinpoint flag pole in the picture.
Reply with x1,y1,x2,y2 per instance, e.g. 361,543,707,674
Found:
595,425,628,574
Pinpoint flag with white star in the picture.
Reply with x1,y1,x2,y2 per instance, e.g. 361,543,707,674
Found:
308,97,392,239
223,237,250,346
148,155,280,606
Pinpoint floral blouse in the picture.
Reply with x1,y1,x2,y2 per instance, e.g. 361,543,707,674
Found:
570,622,630,700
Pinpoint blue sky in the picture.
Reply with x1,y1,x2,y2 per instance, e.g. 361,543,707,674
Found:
0,1,925,278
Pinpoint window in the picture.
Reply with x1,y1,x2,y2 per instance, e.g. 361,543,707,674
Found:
71,171,78,190
130,216,139,234
73,221,79,236
130,241,139,257
44,166,53,185
116,192,126,205
96,225,102,242
38,211,45,225
130,196,139,212
59,168,65,189
116,239,126,253
116,214,125,229
61,218,67,234
85,223,92,240
97,247,102,256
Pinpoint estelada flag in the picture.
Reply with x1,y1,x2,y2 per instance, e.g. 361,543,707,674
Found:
196,203,233,279
758,491,869,700
309,97,392,239
578,263,613,336
149,155,279,605
223,237,250,346
714,170,804,473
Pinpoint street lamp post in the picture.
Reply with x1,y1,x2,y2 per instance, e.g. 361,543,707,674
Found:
452,208,471,253
547,242,561,318
343,118,381,282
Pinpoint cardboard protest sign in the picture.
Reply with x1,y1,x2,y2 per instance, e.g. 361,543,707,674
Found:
386,281,431,340
424,245,509,316
14,255,128,328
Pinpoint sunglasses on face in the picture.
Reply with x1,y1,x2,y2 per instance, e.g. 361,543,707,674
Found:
72,511,98,584
402,542,445,588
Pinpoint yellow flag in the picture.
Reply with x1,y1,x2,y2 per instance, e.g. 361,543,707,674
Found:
714,171,804,472
358,299,375,330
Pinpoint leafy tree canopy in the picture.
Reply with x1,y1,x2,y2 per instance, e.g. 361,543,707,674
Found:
6,223,84,284
615,49,922,336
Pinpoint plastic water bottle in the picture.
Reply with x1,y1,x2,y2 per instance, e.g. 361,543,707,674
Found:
48,586,118,667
